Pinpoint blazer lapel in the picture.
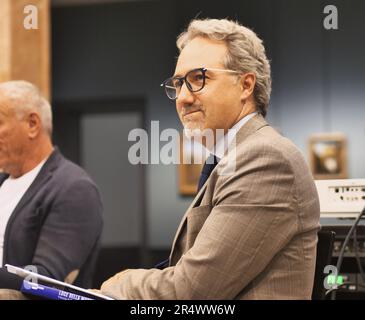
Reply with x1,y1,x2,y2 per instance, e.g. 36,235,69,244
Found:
169,182,209,262
0,173,9,186
5,148,62,230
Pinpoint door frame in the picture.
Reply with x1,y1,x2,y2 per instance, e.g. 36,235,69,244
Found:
53,96,149,267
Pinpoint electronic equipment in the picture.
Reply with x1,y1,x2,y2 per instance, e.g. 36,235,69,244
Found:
315,179,365,218
317,179,365,296
322,224,365,294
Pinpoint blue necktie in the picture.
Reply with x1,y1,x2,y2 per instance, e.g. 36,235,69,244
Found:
197,154,219,192
154,155,218,270
154,259,169,269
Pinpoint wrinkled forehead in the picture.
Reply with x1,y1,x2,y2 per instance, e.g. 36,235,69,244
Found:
174,36,228,77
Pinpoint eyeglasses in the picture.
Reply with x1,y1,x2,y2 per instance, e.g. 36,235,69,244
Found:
160,67,240,100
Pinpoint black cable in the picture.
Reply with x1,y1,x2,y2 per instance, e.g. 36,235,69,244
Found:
353,227,365,284
330,206,365,300
325,281,365,296
326,281,354,296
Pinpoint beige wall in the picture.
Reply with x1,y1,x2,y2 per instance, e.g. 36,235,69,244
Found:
0,0,50,99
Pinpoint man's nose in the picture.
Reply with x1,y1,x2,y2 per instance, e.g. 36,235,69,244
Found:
176,82,195,105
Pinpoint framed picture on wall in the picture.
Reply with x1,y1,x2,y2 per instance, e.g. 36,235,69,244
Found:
308,133,348,179
178,135,204,196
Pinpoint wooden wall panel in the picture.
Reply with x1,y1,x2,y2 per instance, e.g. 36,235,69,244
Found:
0,0,11,83
0,0,50,99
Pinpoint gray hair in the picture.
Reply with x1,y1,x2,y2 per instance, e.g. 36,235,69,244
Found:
177,19,272,117
0,80,53,135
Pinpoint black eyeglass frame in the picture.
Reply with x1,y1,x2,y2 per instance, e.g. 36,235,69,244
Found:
160,67,240,100
160,68,207,100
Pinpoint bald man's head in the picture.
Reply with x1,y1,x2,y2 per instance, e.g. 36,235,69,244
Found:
0,81,53,178
0,81,52,136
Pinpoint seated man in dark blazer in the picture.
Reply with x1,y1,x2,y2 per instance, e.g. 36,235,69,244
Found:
0,81,103,290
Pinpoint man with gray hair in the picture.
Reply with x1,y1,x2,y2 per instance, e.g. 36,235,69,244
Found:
0,81,103,291
99,18,320,299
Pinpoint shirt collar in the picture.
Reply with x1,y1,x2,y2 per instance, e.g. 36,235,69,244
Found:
212,112,258,160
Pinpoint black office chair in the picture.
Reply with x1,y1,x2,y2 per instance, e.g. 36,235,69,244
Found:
311,230,336,300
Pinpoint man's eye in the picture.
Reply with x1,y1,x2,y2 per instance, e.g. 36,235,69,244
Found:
194,74,204,81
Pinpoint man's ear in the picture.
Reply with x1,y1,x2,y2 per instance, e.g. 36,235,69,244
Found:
27,112,42,139
239,73,256,101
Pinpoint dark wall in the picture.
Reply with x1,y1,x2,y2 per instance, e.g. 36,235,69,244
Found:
52,0,365,249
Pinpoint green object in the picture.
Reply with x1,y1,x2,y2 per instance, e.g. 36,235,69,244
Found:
327,275,344,285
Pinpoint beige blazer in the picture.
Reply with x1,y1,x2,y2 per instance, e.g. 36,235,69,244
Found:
101,114,321,299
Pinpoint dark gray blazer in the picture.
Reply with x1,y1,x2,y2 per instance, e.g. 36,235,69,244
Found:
0,148,103,289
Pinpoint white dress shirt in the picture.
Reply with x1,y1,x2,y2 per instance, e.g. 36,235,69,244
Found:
212,112,258,160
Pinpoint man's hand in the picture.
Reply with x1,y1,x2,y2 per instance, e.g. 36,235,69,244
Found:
99,269,131,299
88,289,102,294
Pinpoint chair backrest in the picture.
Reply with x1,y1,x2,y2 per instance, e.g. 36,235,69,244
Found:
311,230,336,300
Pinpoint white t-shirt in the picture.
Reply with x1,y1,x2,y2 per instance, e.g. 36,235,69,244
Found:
0,160,46,266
